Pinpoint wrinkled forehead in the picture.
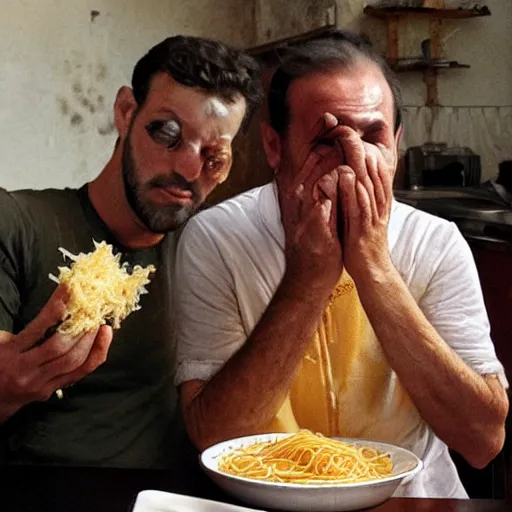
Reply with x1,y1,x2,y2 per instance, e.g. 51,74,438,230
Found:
142,73,247,142
287,63,395,132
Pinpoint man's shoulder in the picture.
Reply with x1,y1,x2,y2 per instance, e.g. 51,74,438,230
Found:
1,187,80,220
5,186,78,207
0,187,85,259
187,184,269,237
390,200,467,290
178,184,278,271
390,200,460,252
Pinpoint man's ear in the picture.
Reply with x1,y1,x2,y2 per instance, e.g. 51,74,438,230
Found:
261,120,282,172
114,86,138,139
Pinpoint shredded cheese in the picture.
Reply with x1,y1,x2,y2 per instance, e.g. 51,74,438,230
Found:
49,240,156,337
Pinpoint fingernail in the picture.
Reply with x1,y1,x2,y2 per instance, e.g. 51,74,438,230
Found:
323,199,332,219
323,112,338,127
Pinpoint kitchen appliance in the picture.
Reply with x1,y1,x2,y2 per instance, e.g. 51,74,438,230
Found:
404,142,481,189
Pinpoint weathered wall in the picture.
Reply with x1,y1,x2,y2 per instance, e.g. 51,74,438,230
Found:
0,0,255,191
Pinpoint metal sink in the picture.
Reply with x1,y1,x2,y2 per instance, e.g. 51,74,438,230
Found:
394,187,505,203
394,187,512,245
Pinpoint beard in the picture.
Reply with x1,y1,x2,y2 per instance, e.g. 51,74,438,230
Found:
122,132,202,234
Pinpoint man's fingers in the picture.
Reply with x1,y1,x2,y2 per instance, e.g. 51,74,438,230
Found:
0,330,15,345
307,111,338,145
295,113,346,188
298,200,334,247
376,143,394,210
365,142,393,218
337,126,367,181
356,181,372,229
38,328,99,376
16,284,70,351
314,169,339,202
323,112,338,131
45,325,112,393
364,151,381,219
26,329,84,366
338,167,358,236
294,146,330,188
320,198,333,224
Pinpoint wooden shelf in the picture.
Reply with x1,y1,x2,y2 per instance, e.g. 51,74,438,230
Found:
364,5,491,20
364,4,491,106
390,59,471,72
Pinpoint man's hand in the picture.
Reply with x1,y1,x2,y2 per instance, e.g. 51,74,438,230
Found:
336,126,395,282
331,125,508,468
276,113,344,298
0,285,112,422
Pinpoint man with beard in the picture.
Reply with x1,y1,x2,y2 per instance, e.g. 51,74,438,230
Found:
0,35,261,467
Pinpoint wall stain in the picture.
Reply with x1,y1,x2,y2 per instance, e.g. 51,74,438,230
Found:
57,97,69,116
70,112,84,127
90,10,100,23
80,97,96,114
98,120,115,136
58,57,112,136
96,64,107,82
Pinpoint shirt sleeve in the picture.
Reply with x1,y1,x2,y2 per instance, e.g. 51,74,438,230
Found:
418,223,508,388
174,216,247,386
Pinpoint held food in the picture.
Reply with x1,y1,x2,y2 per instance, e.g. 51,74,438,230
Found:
217,430,393,484
49,240,155,336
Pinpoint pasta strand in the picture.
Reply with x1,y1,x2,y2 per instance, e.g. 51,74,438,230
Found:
218,430,393,484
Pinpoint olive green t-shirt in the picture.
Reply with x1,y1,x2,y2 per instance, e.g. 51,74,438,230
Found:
0,185,183,468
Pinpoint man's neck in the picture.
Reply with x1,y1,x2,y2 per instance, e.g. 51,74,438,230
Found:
87,155,164,250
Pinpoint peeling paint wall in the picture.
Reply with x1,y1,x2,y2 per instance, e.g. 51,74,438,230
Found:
0,0,255,190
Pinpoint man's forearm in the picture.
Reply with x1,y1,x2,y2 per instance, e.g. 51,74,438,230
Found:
182,275,330,450
356,264,508,468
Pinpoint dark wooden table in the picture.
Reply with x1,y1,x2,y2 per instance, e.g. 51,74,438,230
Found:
1,464,509,512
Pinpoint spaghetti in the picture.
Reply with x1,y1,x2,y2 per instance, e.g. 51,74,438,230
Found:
218,430,393,484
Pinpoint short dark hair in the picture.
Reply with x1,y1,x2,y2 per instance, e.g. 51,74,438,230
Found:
268,29,403,134
132,35,263,127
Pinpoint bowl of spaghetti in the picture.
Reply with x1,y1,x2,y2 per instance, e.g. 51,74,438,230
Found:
200,431,422,512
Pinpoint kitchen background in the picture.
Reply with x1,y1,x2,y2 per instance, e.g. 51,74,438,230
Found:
0,0,510,191
1,0,511,502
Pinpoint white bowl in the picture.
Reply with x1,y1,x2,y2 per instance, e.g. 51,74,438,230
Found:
200,433,423,512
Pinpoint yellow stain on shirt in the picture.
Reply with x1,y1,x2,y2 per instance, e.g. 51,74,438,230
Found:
261,271,422,445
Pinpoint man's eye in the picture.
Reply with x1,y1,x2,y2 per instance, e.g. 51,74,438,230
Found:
206,158,224,172
205,153,231,175
146,120,181,149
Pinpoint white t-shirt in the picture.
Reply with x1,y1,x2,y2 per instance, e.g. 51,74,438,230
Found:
174,182,507,498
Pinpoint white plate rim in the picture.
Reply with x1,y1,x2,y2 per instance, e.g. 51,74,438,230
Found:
200,433,423,490
132,489,266,512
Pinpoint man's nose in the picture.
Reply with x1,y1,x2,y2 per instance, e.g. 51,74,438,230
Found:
172,144,203,182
